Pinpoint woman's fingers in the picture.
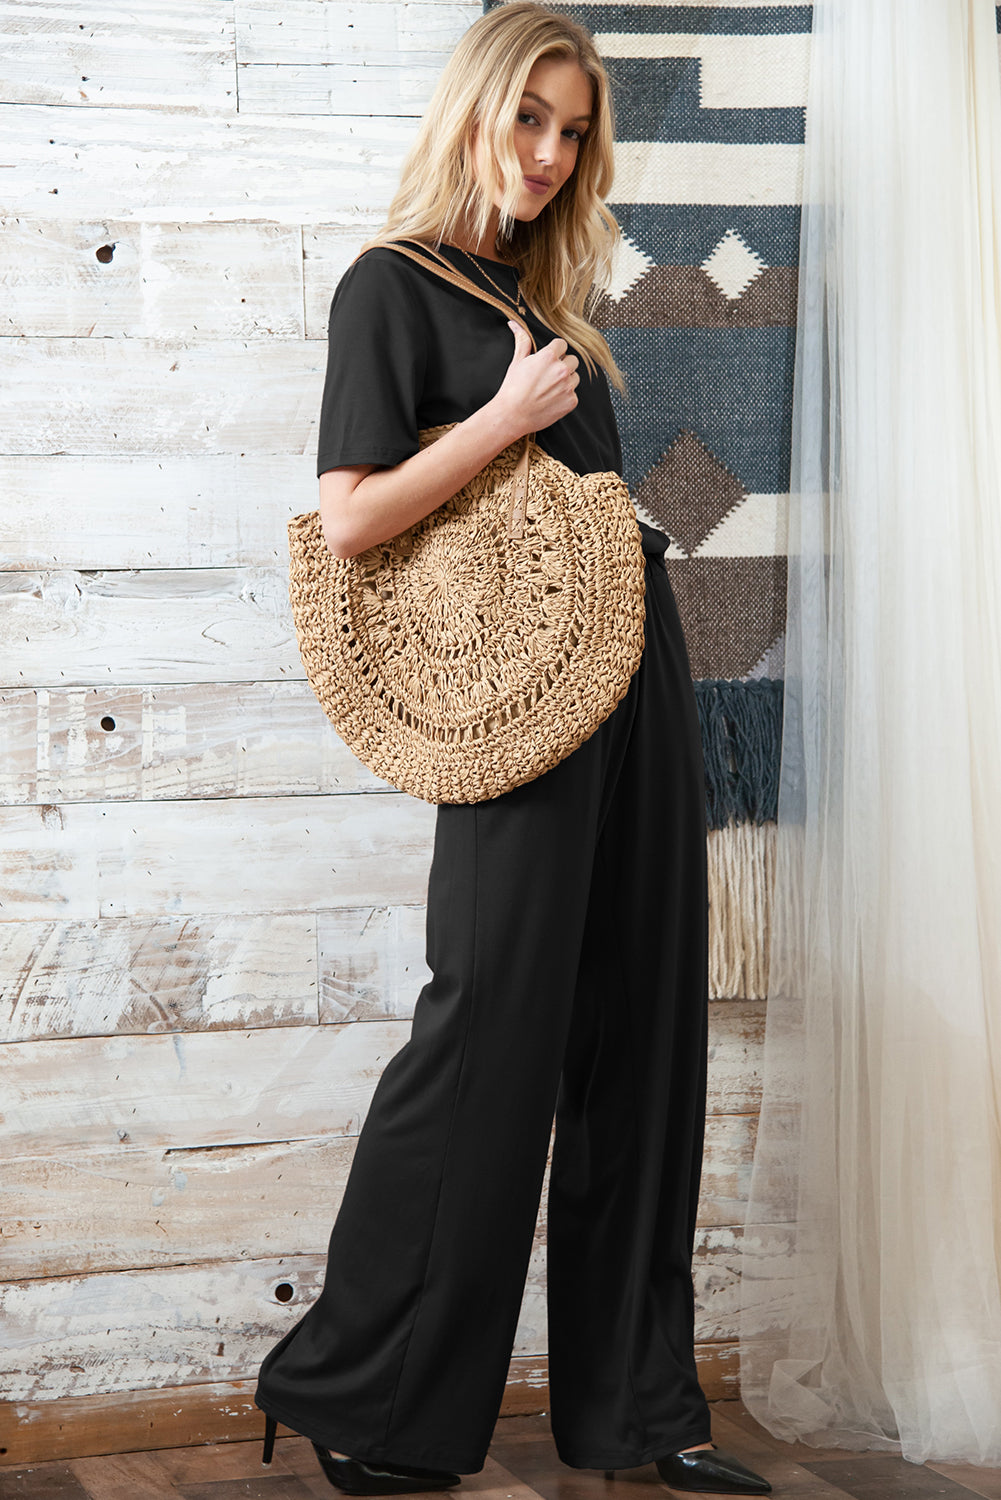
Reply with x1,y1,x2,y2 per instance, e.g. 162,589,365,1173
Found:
506,320,533,359
500,323,579,426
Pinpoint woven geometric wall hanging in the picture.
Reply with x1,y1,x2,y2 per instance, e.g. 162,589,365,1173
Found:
485,0,809,996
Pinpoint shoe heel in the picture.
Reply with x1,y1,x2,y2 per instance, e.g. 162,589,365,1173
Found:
262,1413,277,1466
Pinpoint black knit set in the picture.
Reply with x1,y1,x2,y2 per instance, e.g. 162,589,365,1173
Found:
255,243,713,1472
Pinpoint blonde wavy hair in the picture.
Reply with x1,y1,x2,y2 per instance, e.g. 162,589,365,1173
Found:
359,0,626,393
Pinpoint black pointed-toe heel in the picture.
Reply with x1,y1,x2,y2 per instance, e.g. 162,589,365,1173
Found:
654,1444,771,1495
259,1411,460,1493
310,1444,461,1494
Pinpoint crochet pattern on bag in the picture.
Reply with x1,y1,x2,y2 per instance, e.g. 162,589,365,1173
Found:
289,426,646,806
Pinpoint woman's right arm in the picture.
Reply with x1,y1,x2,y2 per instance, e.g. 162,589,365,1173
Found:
320,321,580,560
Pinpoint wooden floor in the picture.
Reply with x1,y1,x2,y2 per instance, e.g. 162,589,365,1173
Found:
4,1402,1001,1500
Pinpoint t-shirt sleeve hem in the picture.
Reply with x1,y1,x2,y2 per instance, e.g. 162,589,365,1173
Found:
316,444,417,478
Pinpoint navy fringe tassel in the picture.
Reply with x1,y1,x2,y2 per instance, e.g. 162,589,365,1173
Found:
694,679,784,831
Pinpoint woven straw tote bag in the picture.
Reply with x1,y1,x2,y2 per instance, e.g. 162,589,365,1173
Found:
287,239,646,804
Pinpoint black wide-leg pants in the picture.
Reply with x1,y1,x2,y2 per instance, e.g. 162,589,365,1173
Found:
255,548,713,1473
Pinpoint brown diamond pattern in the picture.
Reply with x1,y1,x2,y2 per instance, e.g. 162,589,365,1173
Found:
664,555,788,679
635,428,747,556
590,265,798,329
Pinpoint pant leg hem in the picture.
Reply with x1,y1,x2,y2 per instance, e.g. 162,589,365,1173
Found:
253,1395,487,1475
554,1420,715,1471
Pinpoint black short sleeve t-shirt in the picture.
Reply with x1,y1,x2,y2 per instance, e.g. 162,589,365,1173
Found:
315,241,668,557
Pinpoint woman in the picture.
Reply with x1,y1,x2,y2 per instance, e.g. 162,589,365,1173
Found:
256,4,770,1496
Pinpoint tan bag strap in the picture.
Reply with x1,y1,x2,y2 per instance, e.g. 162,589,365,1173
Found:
362,238,537,540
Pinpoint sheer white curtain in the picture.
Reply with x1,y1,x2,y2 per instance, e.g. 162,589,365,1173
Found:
737,0,1001,1465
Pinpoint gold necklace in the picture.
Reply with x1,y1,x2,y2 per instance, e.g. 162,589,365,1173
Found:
453,245,527,319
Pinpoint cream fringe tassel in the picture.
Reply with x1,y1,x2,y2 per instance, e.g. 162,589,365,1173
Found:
707,819,776,999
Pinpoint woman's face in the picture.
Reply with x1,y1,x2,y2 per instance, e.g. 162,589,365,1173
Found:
472,54,594,221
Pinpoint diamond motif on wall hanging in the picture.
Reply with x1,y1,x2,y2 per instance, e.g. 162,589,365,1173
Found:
634,428,747,556
665,556,788,680
701,228,768,301
605,230,656,303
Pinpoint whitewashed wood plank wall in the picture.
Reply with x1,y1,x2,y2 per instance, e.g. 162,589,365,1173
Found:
0,0,779,1462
